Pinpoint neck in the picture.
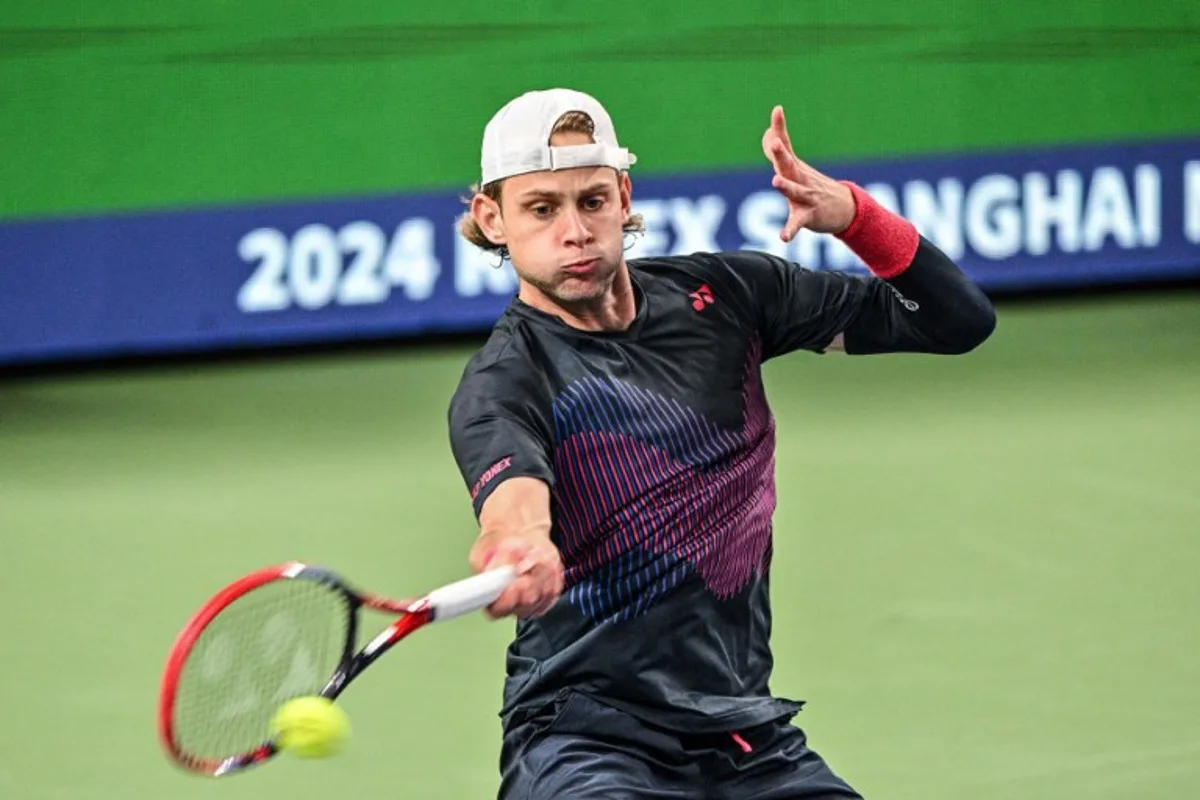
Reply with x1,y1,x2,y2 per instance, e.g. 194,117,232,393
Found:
519,261,638,332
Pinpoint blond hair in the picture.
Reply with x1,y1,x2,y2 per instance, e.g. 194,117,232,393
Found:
457,111,644,259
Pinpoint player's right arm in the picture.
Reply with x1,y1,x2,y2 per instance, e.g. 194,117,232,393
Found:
448,353,564,620
469,477,562,618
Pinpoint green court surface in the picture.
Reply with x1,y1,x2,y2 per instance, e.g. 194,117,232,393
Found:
1,291,1198,799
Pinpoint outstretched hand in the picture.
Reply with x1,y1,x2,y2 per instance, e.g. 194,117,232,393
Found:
761,105,857,241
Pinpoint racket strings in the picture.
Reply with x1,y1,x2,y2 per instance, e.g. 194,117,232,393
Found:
173,579,350,762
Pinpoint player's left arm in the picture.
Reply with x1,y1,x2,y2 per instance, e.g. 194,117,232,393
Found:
759,105,996,356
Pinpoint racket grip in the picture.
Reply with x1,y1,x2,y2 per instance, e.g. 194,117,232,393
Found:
427,566,516,621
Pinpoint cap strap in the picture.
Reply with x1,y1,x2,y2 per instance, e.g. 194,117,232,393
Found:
483,143,636,184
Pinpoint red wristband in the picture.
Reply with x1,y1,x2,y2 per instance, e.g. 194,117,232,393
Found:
835,181,919,279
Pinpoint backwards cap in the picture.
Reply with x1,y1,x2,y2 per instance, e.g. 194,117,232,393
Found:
479,88,636,185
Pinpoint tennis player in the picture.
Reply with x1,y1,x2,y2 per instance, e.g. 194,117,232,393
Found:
449,88,995,799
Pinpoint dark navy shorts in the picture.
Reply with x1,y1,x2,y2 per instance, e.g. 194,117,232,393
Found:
498,691,863,800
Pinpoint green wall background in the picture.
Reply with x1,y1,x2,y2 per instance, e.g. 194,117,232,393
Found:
3,1,1198,221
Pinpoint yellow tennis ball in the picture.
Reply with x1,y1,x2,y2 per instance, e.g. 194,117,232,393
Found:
269,696,350,759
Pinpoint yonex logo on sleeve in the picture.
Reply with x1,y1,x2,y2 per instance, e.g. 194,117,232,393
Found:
471,456,513,501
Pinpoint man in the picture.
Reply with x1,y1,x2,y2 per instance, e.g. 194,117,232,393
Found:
449,88,995,799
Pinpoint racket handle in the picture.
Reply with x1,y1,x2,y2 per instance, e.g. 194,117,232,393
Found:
427,566,516,621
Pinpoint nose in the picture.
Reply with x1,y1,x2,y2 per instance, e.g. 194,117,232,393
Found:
559,205,594,248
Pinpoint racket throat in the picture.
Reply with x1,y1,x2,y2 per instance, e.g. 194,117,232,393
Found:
362,627,396,658
322,669,351,699
351,608,431,680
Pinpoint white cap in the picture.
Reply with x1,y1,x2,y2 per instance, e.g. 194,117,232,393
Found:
479,88,637,185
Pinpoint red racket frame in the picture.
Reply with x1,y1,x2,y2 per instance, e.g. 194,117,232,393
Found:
158,562,431,777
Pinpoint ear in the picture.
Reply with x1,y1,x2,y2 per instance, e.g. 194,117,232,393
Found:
471,192,507,248
618,172,633,223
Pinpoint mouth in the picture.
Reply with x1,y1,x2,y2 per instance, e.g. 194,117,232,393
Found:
560,258,600,276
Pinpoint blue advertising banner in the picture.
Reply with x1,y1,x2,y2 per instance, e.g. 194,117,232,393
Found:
2,138,1198,366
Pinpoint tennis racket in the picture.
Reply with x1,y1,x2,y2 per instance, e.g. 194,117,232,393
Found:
157,561,514,777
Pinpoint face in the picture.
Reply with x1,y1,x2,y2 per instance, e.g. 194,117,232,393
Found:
472,131,633,307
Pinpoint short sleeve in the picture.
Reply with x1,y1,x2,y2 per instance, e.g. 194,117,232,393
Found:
448,360,555,519
716,250,873,360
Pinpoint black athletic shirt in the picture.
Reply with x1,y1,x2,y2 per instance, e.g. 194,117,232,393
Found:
448,239,994,735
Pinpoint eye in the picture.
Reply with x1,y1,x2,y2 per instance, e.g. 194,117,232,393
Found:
582,196,606,211
530,204,553,218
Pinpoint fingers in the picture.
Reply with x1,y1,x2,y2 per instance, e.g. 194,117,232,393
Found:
763,133,795,173
484,572,538,616
762,103,795,169
772,173,820,200
484,572,562,619
764,133,813,196
476,536,564,620
782,209,810,243
771,105,793,153
761,130,781,170
772,174,812,204
771,175,815,242
529,593,559,617
763,105,795,170
767,139,791,173
473,534,532,573
467,544,495,574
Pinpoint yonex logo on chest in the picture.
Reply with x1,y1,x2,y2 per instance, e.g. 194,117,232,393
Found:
689,284,714,311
